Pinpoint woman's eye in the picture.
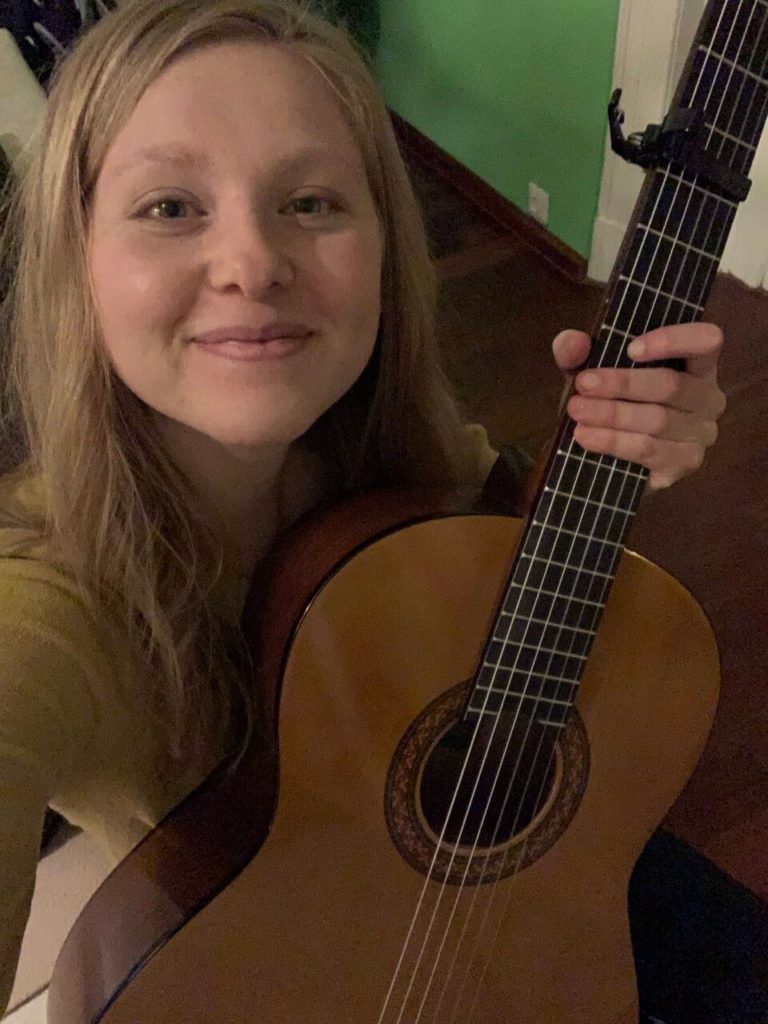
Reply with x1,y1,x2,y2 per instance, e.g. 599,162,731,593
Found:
140,197,190,220
137,194,340,223
288,196,339,216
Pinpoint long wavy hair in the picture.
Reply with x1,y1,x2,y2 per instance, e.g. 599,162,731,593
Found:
0,0,479,775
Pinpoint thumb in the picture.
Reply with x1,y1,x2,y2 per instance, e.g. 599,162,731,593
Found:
552,330,592,375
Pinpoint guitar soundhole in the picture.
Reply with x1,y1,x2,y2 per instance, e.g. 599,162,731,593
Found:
385,681,589,884
419,713,557,849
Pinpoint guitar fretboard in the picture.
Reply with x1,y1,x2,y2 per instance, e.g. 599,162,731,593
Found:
467,0,768,727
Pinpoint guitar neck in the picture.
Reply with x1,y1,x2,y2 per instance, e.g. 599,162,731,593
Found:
467,0,768,725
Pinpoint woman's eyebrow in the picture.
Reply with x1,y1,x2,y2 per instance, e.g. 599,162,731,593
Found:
112,143,357,179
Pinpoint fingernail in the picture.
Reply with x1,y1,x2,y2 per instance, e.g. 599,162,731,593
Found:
579,372,599,390
627,339,645,358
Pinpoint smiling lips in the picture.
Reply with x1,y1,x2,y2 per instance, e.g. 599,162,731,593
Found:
193,322,314,344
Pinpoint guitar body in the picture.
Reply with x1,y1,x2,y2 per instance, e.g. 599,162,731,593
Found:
90,512,719,1024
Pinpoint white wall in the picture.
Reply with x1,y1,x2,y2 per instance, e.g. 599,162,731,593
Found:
589,0,768,290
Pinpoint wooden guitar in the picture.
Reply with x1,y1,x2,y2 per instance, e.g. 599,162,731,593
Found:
48,1,767,1021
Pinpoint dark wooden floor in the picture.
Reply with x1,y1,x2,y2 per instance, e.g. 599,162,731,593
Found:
405,154,768,898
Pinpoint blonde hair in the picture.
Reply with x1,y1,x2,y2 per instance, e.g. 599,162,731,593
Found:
0,0,479,774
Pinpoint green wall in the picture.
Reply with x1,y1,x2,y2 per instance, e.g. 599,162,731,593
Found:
374,0,622,258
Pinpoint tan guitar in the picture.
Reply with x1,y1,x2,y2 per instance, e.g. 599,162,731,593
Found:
48,1,766,1021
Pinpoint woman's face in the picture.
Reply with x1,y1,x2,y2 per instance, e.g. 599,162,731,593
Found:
87,40,384,454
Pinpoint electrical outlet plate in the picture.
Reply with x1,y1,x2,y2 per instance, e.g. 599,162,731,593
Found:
528,181,549,225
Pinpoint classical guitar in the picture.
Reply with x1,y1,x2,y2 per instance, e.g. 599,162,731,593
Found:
49,1,767,1021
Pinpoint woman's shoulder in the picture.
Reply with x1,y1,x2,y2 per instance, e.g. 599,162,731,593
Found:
0,465,99,623
0,466,122,765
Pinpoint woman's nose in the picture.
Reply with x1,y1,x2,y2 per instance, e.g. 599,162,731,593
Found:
205,211,296,295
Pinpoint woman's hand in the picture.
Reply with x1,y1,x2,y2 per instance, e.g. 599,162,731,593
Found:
551,323,726,491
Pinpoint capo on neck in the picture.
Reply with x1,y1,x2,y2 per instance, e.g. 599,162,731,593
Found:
608,87,752,202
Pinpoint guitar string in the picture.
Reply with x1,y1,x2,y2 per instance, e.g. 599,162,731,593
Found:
426,2,760,1019
374,2,757,1019
449,6,767,1021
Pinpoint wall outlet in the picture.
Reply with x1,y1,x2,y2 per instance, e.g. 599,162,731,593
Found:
528,181,549,225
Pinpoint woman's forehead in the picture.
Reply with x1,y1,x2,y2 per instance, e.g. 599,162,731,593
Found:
100,41,366,179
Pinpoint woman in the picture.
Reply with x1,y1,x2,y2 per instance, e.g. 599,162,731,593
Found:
0,0,727,1017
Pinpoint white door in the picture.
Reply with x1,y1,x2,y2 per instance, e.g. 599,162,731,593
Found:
588,0,768,289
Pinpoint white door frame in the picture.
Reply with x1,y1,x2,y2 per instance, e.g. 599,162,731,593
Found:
589,0,768,289
588,0,688,282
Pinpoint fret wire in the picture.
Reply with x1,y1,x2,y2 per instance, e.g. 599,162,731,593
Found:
555,448,647,480
541,487,638,520
479,678,588,701
484,622,600,685
696,5,768,162
711,98,765,163
624,225,720,303
501,576,611,614
707,1,768,82
606,183,712,345
495,598,610,675
696,1,764,105
697,43,768,85
731,83,768,176
705,119,758,149
553,443,648,513
504,582,607,609
469,709,568,725
529,520,627,547
518,551,614,580
617,275,705,312
477,674,580,692
693,16,768,303
720,7,768,159
687,185,736,286
491,443,635,691
482,643,588,664
669,188,725,276
485,635,594,661
641,174,737,255
610,186,725,335
500,580,613,631
685,53,768,158
634,185,722,317
633,225,720,262
472,689,573,708
685,205,736,312
494,611,597,639
663,170,738,207
599,326,636,342
529,499,637,544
